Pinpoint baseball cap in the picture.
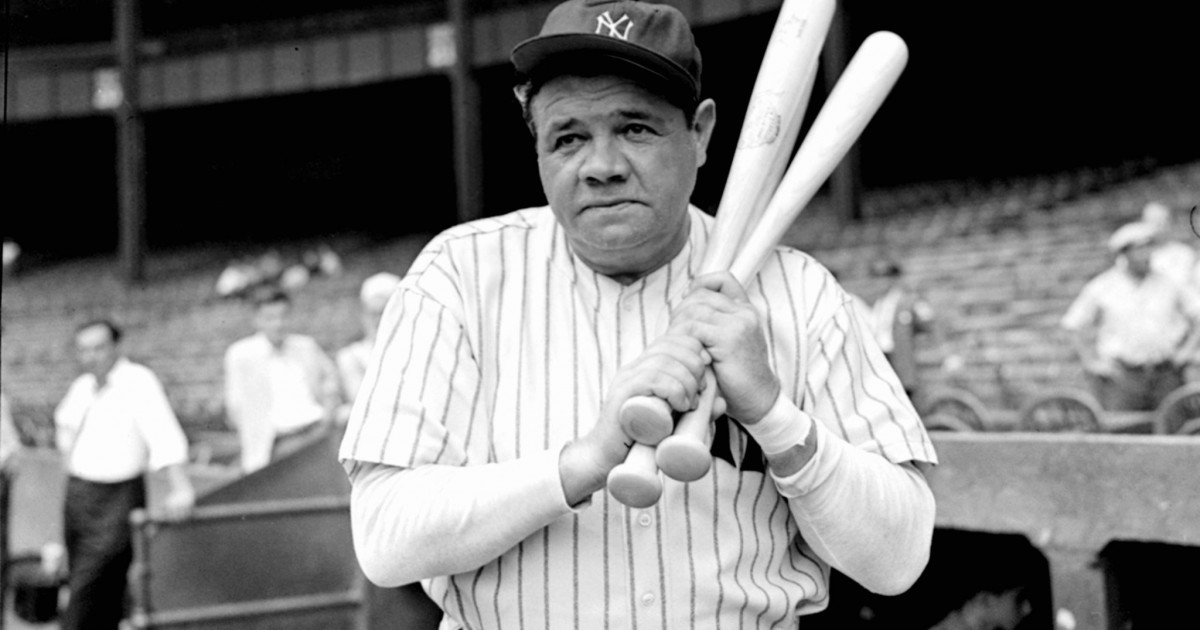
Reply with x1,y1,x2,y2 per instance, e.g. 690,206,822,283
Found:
1107,221,1158,253
360,272,401,311
511,0,702,105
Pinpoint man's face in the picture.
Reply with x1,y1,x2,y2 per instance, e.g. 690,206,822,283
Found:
530,74,715,281
75,324,120,380
1124,241,1155,275
254,300,291,346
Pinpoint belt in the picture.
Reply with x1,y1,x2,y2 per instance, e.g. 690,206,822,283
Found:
1115,360,1173,372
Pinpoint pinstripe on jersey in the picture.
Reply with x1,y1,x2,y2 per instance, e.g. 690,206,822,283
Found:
340,205,937,630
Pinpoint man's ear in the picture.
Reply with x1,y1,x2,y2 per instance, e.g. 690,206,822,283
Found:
692,98,717,168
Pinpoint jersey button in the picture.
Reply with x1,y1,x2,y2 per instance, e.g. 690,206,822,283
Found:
641,592,656,606
638,512,652,527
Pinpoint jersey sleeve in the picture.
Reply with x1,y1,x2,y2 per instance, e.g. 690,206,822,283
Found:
800,264,938,466
338,240,483,470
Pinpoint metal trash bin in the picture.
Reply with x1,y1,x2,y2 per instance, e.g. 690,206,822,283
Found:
7,554,63,623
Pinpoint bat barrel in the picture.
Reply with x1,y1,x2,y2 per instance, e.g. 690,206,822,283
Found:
730,31,908,283
703,0,836,274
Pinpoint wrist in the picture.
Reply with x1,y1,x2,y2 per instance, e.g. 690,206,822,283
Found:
740,391,813,456
737,380,783,426
558,436,622,506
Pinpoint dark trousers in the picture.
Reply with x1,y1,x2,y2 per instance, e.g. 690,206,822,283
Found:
1086,361,1185,411
62,476,145,630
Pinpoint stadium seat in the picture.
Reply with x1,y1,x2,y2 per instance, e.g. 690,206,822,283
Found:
1151,382,1200,436
1017,389,1104,433
917,387,989,431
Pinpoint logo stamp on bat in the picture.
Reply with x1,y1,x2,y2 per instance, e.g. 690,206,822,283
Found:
738,99,783,149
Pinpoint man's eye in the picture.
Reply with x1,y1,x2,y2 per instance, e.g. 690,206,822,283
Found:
624,124,653,137
554,134,583,150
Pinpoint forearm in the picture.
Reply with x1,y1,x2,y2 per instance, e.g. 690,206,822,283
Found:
348,449,575,587
1067,330,1097,365
772,417,935,595
164,463,193,493
1176,326,1200,363
739,393,934,594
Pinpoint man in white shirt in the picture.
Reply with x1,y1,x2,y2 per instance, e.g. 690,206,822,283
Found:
1,390,21,471
54,319,195,630
224,287,339,473
335,272,401,421
1062,221,1200,410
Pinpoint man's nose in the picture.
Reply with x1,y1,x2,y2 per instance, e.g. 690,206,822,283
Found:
580,136,630,184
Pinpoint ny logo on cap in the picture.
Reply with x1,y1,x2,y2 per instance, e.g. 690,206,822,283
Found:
595,11,634,40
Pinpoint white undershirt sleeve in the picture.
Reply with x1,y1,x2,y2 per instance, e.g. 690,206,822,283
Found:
347,448,579,587
770,412,936,595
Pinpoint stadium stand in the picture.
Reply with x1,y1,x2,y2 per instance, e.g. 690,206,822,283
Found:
2,160,1198,447
1,233,434,450
796,158,1200,429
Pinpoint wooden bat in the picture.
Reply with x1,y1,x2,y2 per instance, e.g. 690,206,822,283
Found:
618,0,835,447
730,31,909,281
661,30,909,481
607,0,837,508
610,30,911,506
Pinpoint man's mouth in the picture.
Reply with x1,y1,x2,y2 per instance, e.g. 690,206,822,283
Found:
584,199,639,212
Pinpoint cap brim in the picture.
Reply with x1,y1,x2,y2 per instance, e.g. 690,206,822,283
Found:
512,33,697,101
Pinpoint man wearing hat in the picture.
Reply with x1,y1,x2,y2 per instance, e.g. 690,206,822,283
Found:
336,272,402,420
339,1,936,627
1061,221,1200,410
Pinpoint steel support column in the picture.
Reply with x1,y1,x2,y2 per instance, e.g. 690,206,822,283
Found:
116,0,146,283
448,0,484,224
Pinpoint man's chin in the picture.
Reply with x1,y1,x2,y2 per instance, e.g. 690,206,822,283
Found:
573,236,664,278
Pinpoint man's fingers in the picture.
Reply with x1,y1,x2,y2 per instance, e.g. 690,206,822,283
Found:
642,335,708,381
690,271,750,302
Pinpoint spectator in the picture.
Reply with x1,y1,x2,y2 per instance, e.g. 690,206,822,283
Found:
1,389,22,470
2,239,19,277
339,1,937,627
1142,201,1198,289
336,272,401,420
224,288,339,474
214,255,261,299
54,319,195,630
1061,221,1200,410
865,256,937,398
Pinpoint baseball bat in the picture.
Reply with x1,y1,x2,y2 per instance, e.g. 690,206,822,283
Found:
619,0,835,446
730,31,909,281
657,30,910,483
608,0,836,506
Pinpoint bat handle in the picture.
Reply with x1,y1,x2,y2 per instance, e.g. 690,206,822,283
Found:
618,396,675,445
607,443,663,508
656,370,716,482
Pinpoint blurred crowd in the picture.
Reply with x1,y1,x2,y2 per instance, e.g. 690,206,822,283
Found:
213,243,344,299
0,267,402,629
849,200,1200,419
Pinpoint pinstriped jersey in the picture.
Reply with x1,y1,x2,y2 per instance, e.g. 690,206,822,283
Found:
340,205,937,629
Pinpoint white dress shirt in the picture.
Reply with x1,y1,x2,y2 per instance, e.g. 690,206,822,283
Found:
54,358,190,483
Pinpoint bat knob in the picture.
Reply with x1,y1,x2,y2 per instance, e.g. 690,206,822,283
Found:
656,435,712,482
607,444,663,508
619,396,674,445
